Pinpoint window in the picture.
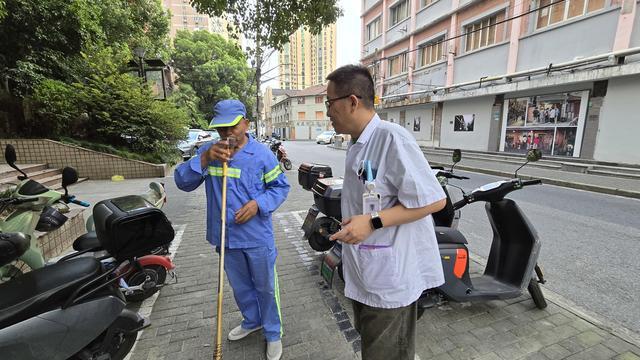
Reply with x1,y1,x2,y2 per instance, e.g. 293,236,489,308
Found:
390,0,409,26
366,17,382,42
421,0,436,7
536,0,605,29
418,37,444,67
315,111,324,119
387,52,408,76
298,112,306,120
297,97,305,104
465,15,498,52
315,96,324,104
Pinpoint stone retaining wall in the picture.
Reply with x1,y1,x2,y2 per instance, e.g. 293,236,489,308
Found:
0,139,167,179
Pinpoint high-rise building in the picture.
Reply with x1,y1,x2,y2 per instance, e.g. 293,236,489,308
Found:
279,24,337,90
162,0,238,41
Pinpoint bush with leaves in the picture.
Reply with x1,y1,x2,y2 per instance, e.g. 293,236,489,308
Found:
32,46,189,163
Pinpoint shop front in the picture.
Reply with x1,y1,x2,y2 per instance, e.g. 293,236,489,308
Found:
500,90,588,158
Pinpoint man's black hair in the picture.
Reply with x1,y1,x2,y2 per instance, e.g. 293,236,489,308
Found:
326,65,375,109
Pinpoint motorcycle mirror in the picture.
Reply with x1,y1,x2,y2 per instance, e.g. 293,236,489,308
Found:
526,149,542,162
61,167,79,195
450,149,462,172
452,149,462,164
4,144,28,180
515,149,542,178
5,144,16,165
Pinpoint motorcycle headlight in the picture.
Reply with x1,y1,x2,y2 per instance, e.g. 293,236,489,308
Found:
36,206,68,232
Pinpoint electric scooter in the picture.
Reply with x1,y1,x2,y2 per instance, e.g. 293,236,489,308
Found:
0,229,150,359
419,149,547,314
269,140,293,171
1,145,176,302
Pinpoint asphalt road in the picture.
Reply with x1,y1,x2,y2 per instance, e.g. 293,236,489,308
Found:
281,140,640,337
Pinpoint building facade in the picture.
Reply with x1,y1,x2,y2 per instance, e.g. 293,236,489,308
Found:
279,25,338,90
361,0,640,165
270,85,332,140
162,0,238,41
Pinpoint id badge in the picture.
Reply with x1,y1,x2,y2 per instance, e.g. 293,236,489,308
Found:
362,191,381,215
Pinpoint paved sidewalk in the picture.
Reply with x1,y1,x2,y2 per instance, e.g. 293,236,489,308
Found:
121,173,640,360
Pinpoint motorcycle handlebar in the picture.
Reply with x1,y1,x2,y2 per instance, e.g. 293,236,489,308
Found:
0,197,38,205
450,174,470,180
521,179,542,186
71,199,91,207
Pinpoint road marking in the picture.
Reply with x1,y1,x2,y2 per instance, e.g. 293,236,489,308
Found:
125,224,186,360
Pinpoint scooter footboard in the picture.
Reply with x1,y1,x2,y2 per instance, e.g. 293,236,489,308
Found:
0,295,125,360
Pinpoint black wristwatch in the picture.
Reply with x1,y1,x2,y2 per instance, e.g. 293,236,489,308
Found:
370,211,383,230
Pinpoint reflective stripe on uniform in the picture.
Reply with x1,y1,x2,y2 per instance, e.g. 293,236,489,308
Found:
263,165,282,183
208,166,242,178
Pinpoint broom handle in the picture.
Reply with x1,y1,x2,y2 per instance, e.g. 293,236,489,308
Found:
214,161,228,360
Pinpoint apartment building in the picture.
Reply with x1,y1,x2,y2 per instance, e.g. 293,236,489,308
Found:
361,0,640,164
270,85,332,140
162,0,239,42
279,25,338,90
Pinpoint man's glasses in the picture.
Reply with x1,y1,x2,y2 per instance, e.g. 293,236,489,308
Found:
325,94,362,109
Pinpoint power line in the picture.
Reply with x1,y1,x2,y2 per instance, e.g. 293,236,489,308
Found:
370,0,567,66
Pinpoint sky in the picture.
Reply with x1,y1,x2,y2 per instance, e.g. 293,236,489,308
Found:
261,0,361,90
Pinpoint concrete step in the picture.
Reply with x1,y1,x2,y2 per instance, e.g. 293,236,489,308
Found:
0,164,49,181
421,147,640,180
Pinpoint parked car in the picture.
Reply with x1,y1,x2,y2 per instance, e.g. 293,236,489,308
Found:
177,129,215,160
316,130,336,144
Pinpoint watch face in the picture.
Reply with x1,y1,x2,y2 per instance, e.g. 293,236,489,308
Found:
371,216,383,229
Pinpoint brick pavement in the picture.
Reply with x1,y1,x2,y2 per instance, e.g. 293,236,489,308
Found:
126,173,640,360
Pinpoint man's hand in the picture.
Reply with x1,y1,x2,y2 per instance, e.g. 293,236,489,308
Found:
329,215,374,245
200,141,232,168
235,200,258,224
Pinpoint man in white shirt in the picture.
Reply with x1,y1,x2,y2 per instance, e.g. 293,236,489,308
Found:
325,65,447,360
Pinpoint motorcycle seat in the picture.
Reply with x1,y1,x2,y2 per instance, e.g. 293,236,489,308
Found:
0,257,102,329
434,227,467,245
73,231,102,251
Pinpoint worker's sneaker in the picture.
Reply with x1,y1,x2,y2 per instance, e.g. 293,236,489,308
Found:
266,340,282,360
227,325,262,341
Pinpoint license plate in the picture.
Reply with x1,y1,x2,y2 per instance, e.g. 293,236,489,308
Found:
301,205,319,239
320,246,342,288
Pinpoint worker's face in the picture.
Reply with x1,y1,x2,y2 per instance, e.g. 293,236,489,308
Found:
216,118,248,150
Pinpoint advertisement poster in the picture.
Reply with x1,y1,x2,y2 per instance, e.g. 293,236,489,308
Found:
413,116,421,132
454,114,475,132
504,91,583,156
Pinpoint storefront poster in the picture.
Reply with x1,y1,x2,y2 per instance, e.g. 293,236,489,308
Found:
507,98,528,126
413,116,421,132
504,91,585,157
554,127,577,156
454,114,475,131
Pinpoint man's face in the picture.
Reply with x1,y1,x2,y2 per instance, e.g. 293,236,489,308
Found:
326,82,353,135
216,118,248,150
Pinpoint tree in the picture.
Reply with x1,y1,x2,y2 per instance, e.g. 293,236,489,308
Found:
0,0,170,95
168,83,207,129
189,0,341,136
172,30,255,121
32,46,189,162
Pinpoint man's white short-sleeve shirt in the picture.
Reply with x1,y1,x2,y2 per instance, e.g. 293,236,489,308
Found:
341,114,446,308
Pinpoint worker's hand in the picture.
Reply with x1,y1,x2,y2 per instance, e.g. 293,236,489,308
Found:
235,200,258,224
329,215,373,245
202,140,233,163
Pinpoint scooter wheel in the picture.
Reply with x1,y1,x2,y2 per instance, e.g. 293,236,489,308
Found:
125,265,167,302
72,327,137,360
528,278,547,309
283,159,293,170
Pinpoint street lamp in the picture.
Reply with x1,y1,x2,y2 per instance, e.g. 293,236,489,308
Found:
133,46,147,83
